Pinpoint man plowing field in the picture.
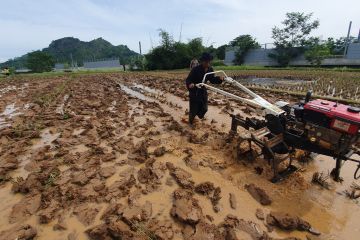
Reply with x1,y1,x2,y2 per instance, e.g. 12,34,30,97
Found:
185,53,224,126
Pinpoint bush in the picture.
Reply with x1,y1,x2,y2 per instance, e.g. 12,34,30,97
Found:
268,47,303,66
130,56,146,71
230,35,260,65
26,51,55,73
270,12,320,66
145,30,206,70
211,60,225,66
305,43,331,66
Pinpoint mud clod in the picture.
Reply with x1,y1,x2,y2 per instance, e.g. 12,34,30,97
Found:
38,200,60,224
121,201,152,226
195,181,215,195
106,171,136,200
187,220,220,240
170,189,203,225
245,184,272,206
137,161,166,193
99,166,116,178
9,194,41,223
71,172,90,186
128,141,149,163
266,211,313,233
53,216,67,231
211,187,222,212
225,227,238,240
0,224,37,240
167,163,195,189
154,146,166,157
167,121,183,133
86,221,134,240
147,219,174,240
255,208,265,220
221,214,269,240
229,193,237,209
73,205,100,226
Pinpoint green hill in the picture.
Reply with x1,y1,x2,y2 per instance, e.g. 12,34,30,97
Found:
1,37,138,68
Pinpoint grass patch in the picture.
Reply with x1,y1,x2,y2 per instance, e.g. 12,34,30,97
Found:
12,120,44,138
33,80,70,108
45,168,61,188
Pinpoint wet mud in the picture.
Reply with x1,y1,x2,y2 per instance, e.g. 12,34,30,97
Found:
0,72,359,240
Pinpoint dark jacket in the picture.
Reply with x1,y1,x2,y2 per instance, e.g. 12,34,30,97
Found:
185,65,222,98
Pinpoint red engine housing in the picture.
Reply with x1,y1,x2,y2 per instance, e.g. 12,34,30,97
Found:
303,99,360,135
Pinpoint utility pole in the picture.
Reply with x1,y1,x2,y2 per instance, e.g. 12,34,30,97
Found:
70,53,74,68
179,22,183,42
149,33,154,49
344,21,352,57
139,41,142,55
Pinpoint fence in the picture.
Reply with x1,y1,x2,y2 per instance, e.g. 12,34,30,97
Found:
83,58,121,69
347,43,360,59
225,43,360,66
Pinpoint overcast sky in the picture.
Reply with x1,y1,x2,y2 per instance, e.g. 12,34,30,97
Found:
0,0,359,63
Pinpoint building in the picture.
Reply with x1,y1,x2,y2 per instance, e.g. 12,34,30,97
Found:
54,63,65,70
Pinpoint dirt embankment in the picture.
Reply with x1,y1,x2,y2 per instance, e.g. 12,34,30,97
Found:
0,72,358,240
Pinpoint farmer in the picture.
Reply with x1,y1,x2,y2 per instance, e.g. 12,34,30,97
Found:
189,58,199,69
1,67,10,76
185,52,224,126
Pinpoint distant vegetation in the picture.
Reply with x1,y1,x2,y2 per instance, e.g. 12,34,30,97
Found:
270,12,359,67
145,29,259,70
26,51,55,73
229,35,261,65
0,37,138,69
270,12,320,66
145,30,223,70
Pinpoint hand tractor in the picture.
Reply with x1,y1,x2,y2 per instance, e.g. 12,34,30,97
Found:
197,71,360,182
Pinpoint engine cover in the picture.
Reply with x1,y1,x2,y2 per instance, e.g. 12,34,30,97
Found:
303,99,360,135
305,122,343,150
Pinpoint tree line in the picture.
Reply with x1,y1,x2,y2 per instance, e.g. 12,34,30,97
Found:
143,12,358,70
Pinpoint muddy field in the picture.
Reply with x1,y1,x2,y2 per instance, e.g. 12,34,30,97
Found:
0,72,360,240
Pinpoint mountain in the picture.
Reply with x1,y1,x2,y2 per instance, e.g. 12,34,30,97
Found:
1,37,139,68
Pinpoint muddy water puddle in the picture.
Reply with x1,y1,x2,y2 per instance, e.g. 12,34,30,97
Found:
118,81,232,130
0,103,22,129
11,128,61,179
31,128,60,150
107,100,117,113
72,128,86,136
0,85,17,97
20,203,106,240
0,184,23,232
133,83,160,94
118,84,148,101
70,143,89,154
55,94,69,115
307,155,360,239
